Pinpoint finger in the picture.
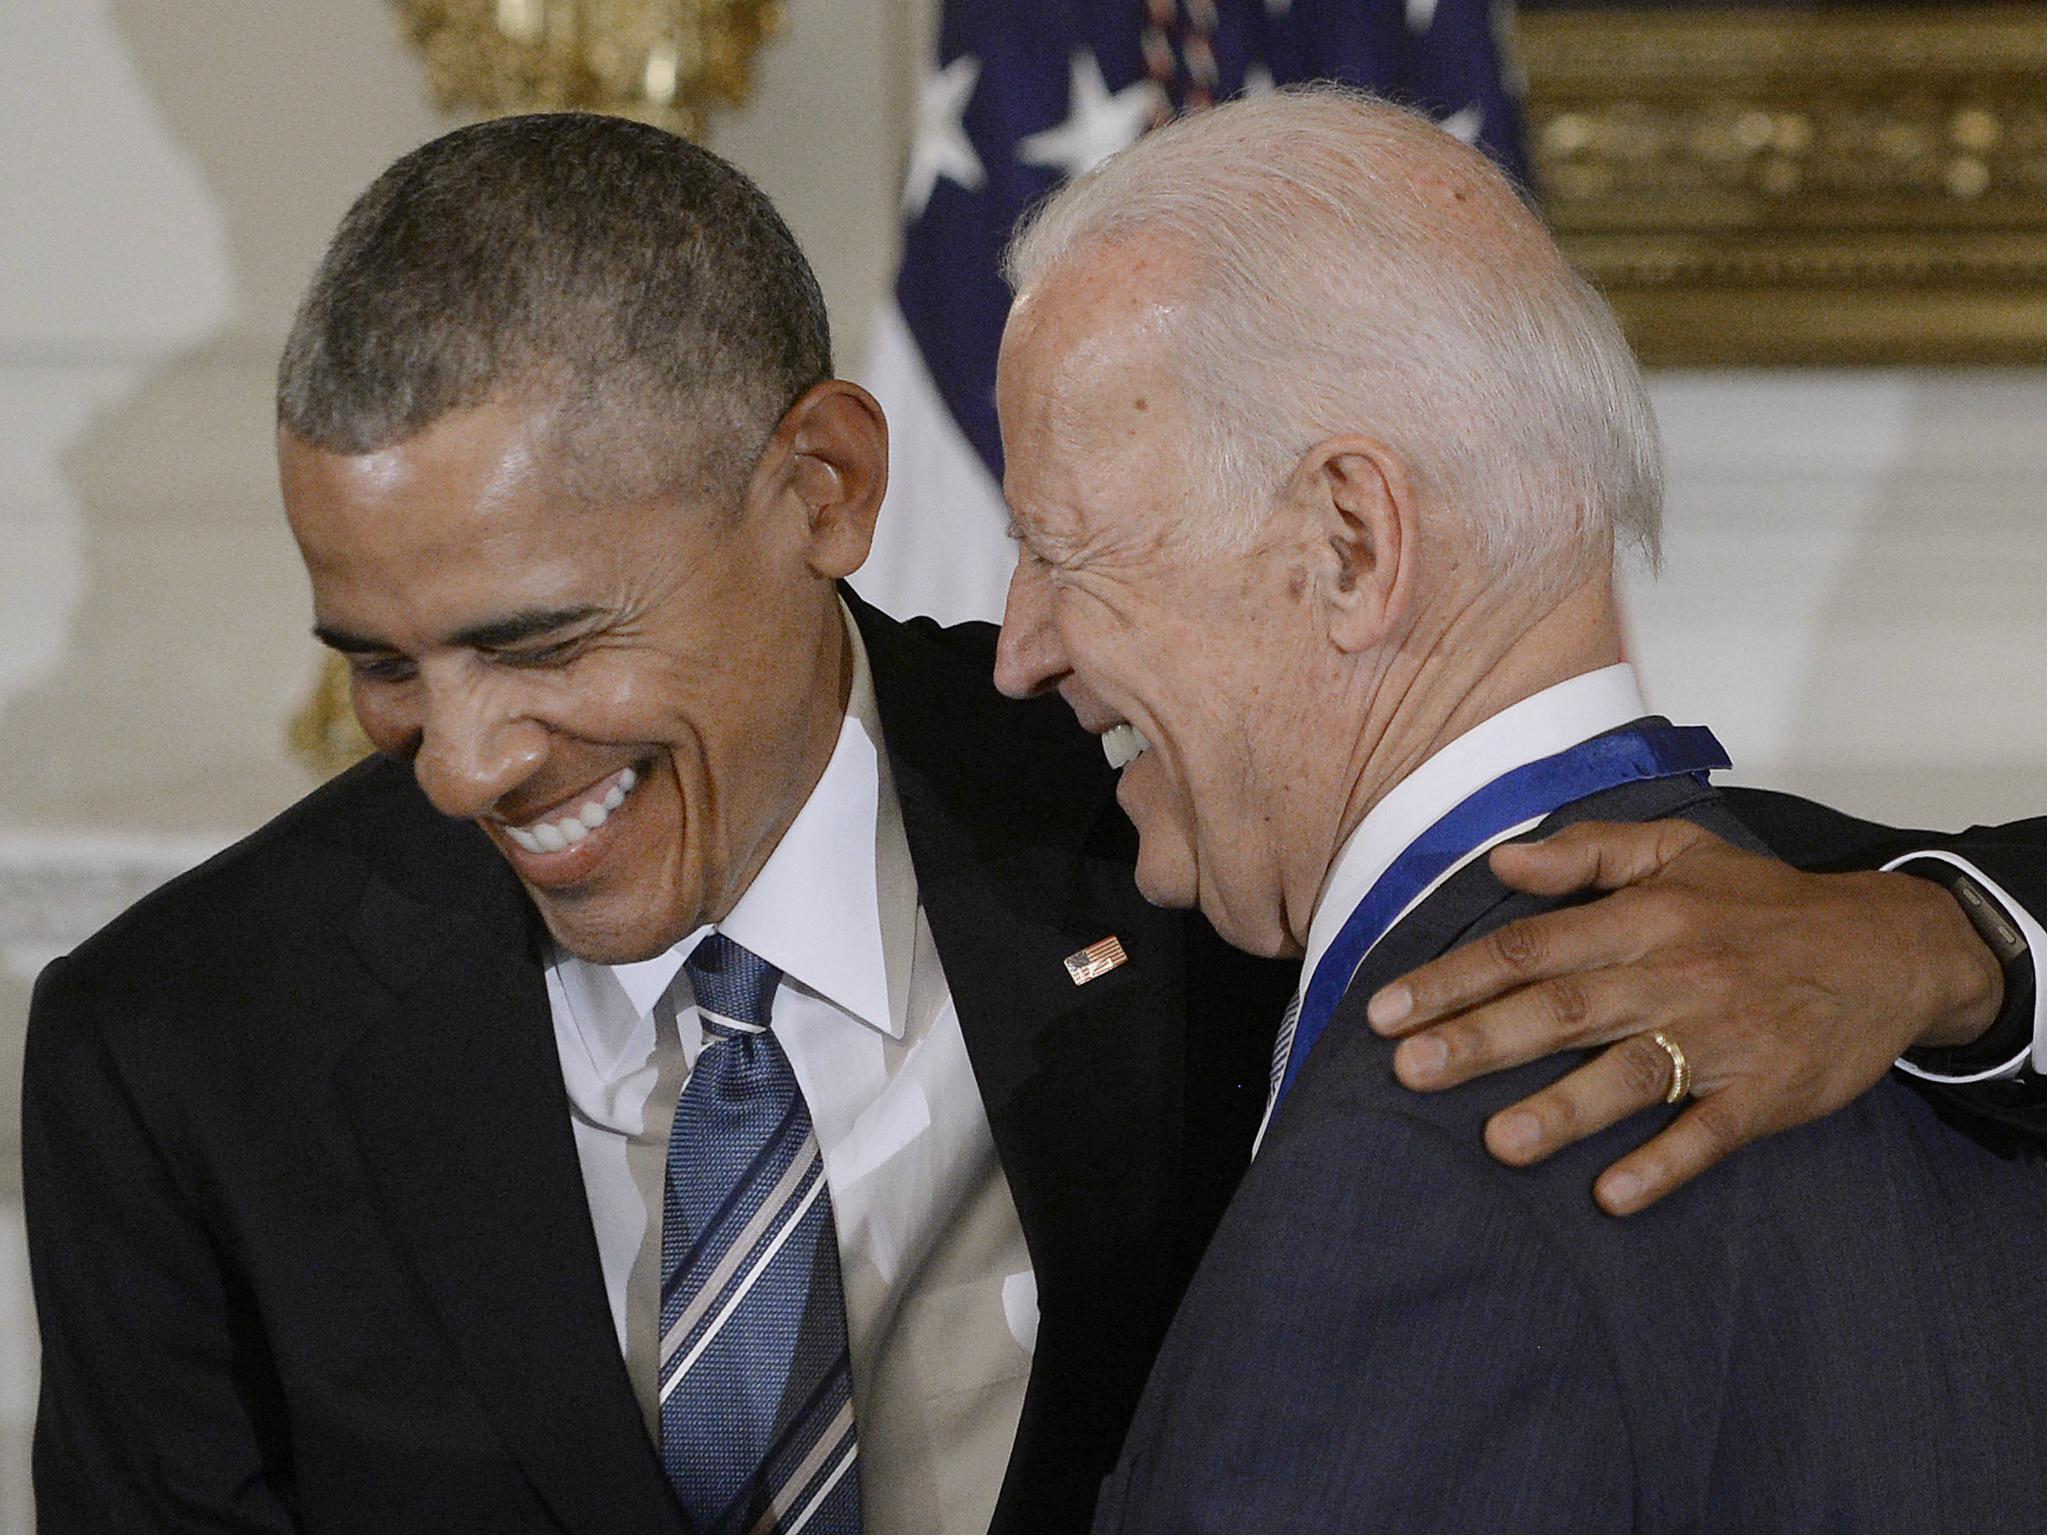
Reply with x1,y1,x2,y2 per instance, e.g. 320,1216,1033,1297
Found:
1487,818,1716,897
1593,1090,1754,1216
1369,887,1677,1035
1481,1031,1683,1167
1392,965,1649,1089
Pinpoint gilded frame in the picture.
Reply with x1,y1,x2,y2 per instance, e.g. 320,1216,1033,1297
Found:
1519,4,2046,365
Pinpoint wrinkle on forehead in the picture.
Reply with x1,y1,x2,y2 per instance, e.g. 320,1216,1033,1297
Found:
1011,241,1197,462
280,406,546,558
1000,276,1212,579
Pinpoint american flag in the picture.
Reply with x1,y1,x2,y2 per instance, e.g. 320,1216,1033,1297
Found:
857,0,1529,625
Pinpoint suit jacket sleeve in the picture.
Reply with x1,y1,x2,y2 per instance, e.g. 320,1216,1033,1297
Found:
1715,788,2043,1142
1715,787,2042,915
23,952,297,1532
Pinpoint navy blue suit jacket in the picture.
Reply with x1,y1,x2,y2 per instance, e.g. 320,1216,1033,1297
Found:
1099,771,2047,1532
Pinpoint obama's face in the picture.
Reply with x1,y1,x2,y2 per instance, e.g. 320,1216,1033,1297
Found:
281,393,876,964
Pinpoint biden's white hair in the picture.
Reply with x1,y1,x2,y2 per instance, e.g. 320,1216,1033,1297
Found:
1002,85,1662,583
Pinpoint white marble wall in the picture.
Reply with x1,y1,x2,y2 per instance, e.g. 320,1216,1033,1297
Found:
1633,367,2044,828
0,1,2040,1529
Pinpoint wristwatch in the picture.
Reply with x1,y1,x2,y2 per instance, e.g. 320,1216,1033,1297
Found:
1897,859,2035,1080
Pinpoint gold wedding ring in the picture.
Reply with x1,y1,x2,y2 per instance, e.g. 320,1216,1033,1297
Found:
1650,1031,1691,1104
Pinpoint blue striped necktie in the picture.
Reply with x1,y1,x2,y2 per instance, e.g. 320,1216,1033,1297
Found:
659,934,861,1533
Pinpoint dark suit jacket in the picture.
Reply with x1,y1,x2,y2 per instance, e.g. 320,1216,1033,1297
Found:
1099,769,2047,1533
22,595,1284,1533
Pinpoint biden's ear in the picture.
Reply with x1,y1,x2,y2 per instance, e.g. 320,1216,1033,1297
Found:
1292,435,1418,655
749,380,890,580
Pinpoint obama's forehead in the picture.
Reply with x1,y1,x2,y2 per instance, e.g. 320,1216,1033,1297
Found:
277,402,727,652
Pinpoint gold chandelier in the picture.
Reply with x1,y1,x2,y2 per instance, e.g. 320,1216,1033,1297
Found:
396,0,783,139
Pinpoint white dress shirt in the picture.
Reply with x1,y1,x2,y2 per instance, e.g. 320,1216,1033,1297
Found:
1287,664,2040,1120
546,608,1036,1533
1296,665,1655,1014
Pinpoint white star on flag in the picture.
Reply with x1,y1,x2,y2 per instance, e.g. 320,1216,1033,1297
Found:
1018,50,1164,184
903,54,985,218
857,1,1529,629
1439,105,1483,143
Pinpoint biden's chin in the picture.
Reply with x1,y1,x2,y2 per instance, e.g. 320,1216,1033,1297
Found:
1203,905,1298,961
1130,835,1199,914
1183,861,1300,960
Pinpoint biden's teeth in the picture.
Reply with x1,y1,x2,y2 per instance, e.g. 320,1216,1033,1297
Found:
507,825,543,853
1102,722,1151,770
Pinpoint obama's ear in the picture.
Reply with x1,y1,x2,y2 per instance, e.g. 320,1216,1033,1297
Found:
748,380,890,580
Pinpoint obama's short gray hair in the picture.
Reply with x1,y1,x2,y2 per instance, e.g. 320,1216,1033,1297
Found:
279,112,831,507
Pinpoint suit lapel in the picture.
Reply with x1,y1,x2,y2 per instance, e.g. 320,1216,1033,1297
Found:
851,594,1193,1297
330,795,684,1531
855,594,1212,1531
894,790,1190,1271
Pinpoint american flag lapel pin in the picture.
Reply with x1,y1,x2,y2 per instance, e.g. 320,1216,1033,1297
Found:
1063,935,1128,986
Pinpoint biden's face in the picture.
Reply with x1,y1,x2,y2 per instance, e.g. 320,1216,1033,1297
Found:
990,267,1332,959
279,398,851,964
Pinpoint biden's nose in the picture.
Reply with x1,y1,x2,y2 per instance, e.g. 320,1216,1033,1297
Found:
993,559,1066,700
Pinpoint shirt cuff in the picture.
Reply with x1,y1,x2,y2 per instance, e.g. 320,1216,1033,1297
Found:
1883,850,2043,1084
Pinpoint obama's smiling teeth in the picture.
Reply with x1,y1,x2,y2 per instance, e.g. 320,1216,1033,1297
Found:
503,765,640,853
1102,722,1151,770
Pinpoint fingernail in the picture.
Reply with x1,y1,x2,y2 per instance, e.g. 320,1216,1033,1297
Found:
1397,1034,1447,1079
1495,1110,1540,1157
1603,1171,1645,1210
1368,984,1412,1031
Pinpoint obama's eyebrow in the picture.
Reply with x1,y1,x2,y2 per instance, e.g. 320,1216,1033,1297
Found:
312,605,606,655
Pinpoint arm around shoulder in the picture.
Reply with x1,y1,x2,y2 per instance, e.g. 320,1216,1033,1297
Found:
1717,790,2043,1121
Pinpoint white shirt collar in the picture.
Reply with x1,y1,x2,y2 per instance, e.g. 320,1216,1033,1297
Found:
1298,663,1648,1000
556,602,915,1064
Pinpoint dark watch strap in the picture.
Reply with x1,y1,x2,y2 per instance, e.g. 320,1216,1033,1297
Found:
1896,859,2036,1080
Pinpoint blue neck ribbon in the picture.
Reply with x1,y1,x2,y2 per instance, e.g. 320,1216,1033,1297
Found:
1273,721,1731,1112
